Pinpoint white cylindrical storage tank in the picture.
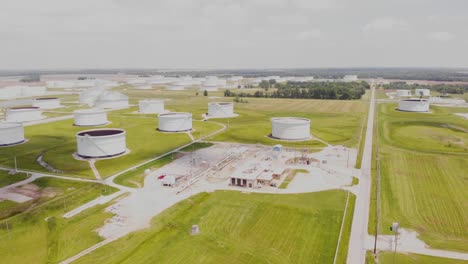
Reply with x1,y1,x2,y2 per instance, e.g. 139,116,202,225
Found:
5,107,44,122
32,97,62,109
166,82,185,91
139,99,165,114
76,128,126,158
134,84,152,90
158,112,192,132
202,77,219,91
396,89,411,97
208,102,234,118
94,91,129,109
73,109,109,126
0,123,25,146
397,99,430,112
271,117,311,140
414,89,430,97
79,88,104,106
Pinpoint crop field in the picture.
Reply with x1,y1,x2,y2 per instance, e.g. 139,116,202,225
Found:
74,190,351,264
0,177,119,263
374,103,468,252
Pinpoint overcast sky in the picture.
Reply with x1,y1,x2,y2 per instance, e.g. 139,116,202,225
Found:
1,0,468,70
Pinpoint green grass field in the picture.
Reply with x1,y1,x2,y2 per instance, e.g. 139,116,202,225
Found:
378,252,467,264
0,108,222,179
123,89,368,148
0,170,29,188
374,103,468,252
74,190,351,264
0,177,119,263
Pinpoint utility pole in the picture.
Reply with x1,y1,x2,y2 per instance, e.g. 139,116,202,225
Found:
390,222,399,264
14,156,17,172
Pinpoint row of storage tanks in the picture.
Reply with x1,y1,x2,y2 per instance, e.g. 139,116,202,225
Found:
129,75,229,91
0,86,47,100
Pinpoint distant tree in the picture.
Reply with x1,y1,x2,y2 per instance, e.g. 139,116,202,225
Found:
237,85,241,89
203,90,208,96
195,92,199,96
268,79,276,88
259,80,269,90
20,75,40,82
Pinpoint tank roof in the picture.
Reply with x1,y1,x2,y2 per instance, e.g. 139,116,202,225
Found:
77,129,125,137
272,117,310,125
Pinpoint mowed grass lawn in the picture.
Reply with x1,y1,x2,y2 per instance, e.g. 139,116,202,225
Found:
376,103,468,252
0,177,119,264
75,190,350,264
0,108,222,179
378,252,468,264
131,89,368,148
0,170,30,188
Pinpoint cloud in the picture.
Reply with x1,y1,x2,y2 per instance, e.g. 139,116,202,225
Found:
426,31,455,42
362,17,409,33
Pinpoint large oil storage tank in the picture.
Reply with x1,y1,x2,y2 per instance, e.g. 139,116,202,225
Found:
208,102,235,118
158,112,192,132
74,109,109,126
396,89,411,97
0,122,25,146
202,77,219,91
271,117,311,140
94,91,129,109
32,97,62,109
5,107,44,122
139,99,165,114
414,89,430,97
79,88,105,106
166,82,185,91
398,99,430,112
76,128,126,158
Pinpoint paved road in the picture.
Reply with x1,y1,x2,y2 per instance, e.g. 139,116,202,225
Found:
347,84,375,264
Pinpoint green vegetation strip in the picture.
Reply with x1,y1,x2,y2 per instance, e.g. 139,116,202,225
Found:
0,177,119,263
0,170,29,188
75,190,349,264
378,252,467,264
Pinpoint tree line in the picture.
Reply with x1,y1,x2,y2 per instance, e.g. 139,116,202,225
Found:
224,81,369,100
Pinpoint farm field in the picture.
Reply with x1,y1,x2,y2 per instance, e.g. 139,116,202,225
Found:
0,177,119,264
74,190,352,264
374,103,468,252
